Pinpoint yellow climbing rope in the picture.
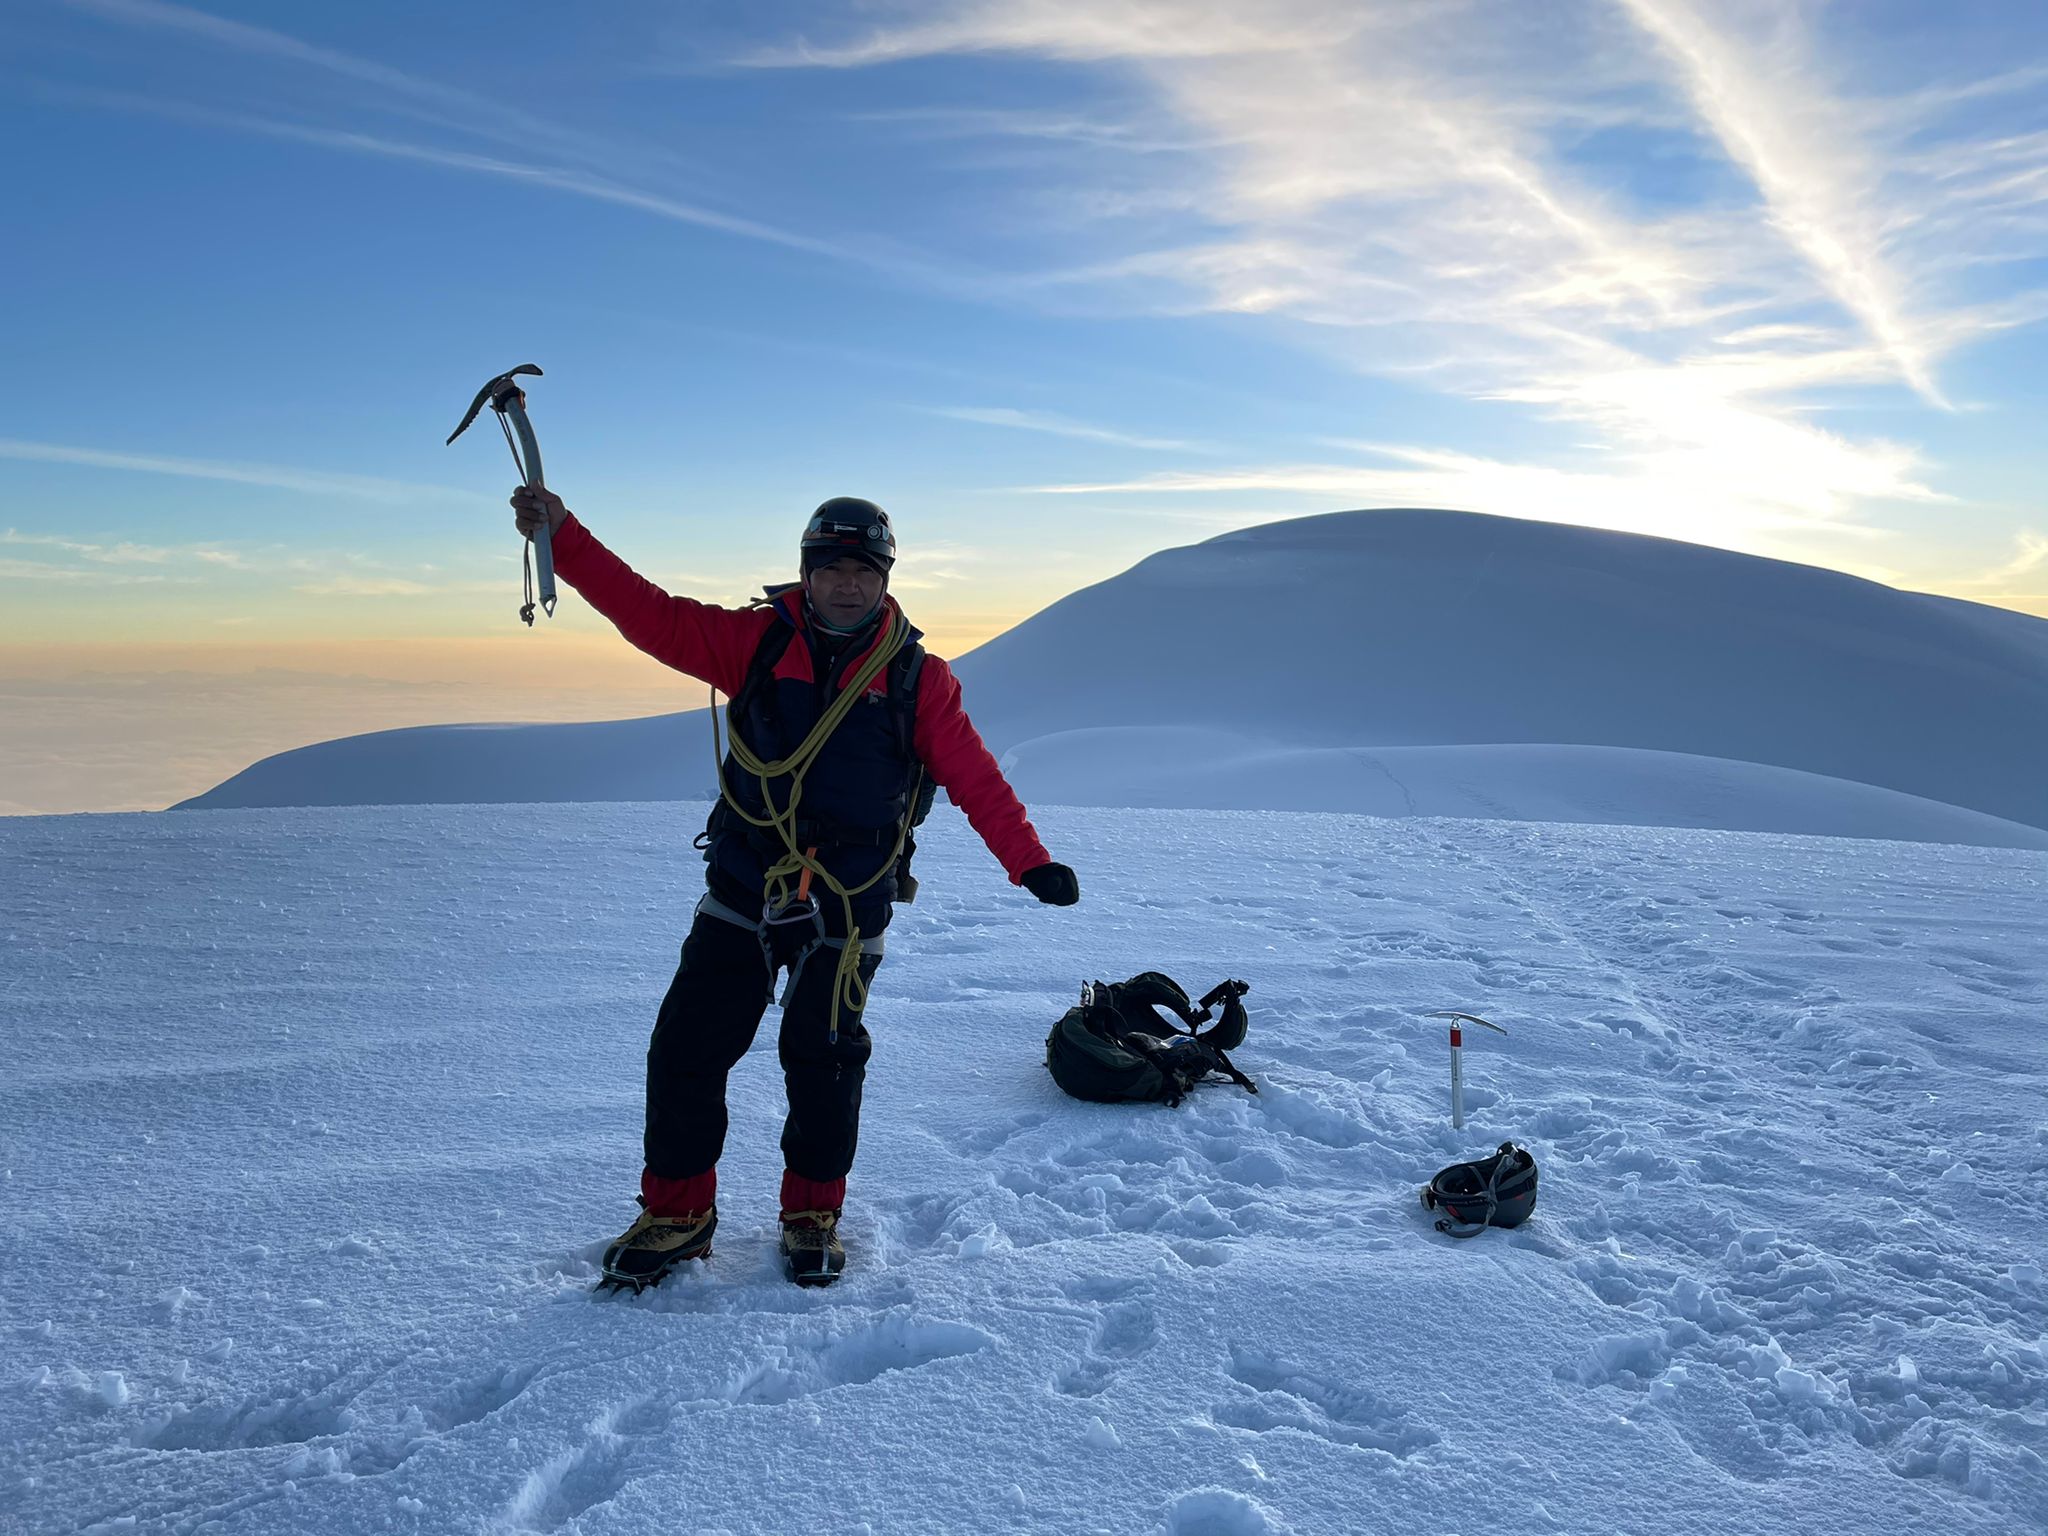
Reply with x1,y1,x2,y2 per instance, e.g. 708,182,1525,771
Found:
708,607,924,1039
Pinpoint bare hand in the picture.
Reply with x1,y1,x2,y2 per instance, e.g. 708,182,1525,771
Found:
511,485,568,541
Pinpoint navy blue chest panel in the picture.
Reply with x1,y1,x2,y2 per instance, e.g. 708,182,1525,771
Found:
704,608,934,916
734,672,914,831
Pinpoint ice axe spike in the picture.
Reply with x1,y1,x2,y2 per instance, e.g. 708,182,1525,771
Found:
447,363,555,624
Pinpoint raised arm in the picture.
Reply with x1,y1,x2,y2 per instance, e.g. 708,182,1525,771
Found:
514,487,766,695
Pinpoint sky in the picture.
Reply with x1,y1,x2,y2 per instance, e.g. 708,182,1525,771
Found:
4,0,2047,815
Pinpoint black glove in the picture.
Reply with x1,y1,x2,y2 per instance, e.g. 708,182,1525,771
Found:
1022,862,1080,907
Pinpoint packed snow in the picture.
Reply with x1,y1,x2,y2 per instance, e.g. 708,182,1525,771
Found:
174,510,2048,853
995,730,2048,851
5,801,2045,1534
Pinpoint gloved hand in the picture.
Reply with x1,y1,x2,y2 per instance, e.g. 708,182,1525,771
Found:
1022,862,1080,907
511,484,569,541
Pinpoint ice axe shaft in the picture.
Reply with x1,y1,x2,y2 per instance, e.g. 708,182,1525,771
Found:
448,363,555,624
1427,1011,1506,1130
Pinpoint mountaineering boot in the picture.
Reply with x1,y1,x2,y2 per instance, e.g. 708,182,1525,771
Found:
598,1199,717,1293
780,1209,846,1287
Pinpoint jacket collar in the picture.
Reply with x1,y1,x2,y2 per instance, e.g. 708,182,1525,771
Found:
770,587,917,676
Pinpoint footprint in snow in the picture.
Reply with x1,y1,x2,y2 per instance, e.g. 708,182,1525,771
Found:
143,1365,363,1452
1162,1487,1285,1535
420,1361,541,1434
954,1109,1050,1156
725,1314,993,1406
501,1396,671,1533
1053,1280,1160,1399
1212,1346,1437,1460
345,1360,549,1476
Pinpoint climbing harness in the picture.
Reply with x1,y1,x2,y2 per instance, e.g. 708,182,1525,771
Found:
708,605,924,1043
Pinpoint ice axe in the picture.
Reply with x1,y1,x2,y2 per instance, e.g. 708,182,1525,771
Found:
1426,1011,1507,1130
447,363,555,625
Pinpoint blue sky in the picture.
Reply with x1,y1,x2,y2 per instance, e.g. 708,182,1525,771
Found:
4,0,2046,813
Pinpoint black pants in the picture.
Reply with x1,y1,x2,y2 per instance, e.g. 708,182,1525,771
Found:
644,908,881,1184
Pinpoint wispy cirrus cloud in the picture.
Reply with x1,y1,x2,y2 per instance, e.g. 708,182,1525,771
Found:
0,438,481,504
54,88,865,265
45,2,2048,587
5,529,168,564
52,2,983,296
743,1,1358,67
67,0,639,177
3,528,253,569
925,406,1205,452
756,1,2048,555
849,105,1216,155
1012,433,1944,554
1986,531,2048,583
0,558,183,586
3,522,518,604
293,575,438,598
1948,530,2048,595
1615,0,1946,404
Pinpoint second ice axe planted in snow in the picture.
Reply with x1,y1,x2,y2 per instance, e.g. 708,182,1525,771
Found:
1427,1010,1506,1130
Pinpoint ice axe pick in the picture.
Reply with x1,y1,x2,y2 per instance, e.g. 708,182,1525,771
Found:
447,363,555,625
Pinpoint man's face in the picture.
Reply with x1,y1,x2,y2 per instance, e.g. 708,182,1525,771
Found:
806,555,886,628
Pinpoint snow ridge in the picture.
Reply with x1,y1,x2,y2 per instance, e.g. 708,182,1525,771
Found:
170,509,2048,849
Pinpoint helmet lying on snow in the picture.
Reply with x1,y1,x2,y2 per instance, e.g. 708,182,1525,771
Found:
1422,1142,1539,1238
1046,972,1255,1107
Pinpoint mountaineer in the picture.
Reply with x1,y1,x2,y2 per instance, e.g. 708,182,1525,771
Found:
512,487,1079,1288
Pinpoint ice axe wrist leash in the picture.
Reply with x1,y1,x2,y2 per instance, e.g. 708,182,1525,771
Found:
447,363,555,626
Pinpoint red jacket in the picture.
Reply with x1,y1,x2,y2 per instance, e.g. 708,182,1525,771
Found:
551,513,1052,883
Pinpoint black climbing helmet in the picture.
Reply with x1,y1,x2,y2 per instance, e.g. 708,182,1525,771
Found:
802,497,896,574
1422,1143,1539,1239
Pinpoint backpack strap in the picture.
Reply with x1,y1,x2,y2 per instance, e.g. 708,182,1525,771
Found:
1110,973,1259,1099
1121,1032,1203,1107
697,611,802,852
1112,971,1202,1030
885,640,935,902
1197,1040,1259,1096
1193,979,1250,1051
727,607,799,728
890,643,926,758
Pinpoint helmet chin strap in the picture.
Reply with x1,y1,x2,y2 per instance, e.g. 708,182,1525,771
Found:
804,587,885,636
801,555,889,634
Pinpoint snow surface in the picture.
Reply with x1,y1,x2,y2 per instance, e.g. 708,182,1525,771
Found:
996,730,2048,851
172,510,2048,850
5,802,2048,1535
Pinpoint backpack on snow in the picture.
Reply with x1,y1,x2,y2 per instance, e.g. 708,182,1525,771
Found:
1421,1143,1539,1239
1046,973,1256,1107
707,589,939,901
